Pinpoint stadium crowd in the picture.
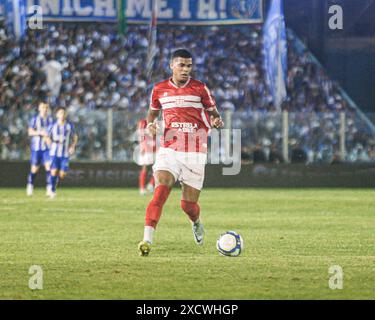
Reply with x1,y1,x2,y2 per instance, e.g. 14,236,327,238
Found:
0,22,374,163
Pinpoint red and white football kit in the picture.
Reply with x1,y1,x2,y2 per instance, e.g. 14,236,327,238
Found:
150,77,217,190
136,119,157,166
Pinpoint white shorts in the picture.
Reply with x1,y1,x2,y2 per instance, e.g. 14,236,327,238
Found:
152,147,207,190
136,152,155,166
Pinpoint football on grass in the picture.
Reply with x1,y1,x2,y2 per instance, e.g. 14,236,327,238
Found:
216,231,243,257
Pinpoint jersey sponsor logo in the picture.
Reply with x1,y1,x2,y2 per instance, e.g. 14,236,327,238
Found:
171,122,199,133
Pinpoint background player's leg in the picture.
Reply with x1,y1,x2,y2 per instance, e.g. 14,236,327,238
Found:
53,158,69,196
146,165,155,194
139,165,147,195
55,171,67,192
50,169,59,197
45,166,51,188
49,157,59,198
45,171,52,195
27,151,42,196
143,170,175,244
59,171,67,180
44,152,52,196
28,165,39,182
27,165,40,196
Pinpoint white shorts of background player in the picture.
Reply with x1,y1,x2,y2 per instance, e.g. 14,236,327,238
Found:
136,152,155,166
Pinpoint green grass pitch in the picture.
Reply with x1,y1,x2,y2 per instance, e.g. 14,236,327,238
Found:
0,188,374,299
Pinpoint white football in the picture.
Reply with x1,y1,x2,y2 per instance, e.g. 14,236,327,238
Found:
216,231,243,257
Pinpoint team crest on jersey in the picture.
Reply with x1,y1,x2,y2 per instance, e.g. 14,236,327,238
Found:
163,92,168,97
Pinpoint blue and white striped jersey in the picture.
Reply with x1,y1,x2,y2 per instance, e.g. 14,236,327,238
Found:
28,115,54,151
48,121,76,158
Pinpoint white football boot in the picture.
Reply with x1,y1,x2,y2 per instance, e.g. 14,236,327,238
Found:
49,192,57,199
146,183,154,194
46,185,52,197
26,184,33,196
192,220,205,245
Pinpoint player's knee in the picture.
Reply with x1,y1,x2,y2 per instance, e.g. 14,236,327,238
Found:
31,166,39,174
59,172,66,179
156,176,174,188
51,170,58,176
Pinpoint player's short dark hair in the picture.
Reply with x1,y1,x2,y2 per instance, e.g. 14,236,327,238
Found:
171,49,193,61
55,107,66,113
38,101,49,107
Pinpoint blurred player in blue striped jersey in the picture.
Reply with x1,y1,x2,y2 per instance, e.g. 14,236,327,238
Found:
45,107,78,199
26,102,54,196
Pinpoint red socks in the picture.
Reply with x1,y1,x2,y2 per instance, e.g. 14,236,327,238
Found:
144,185,200,228
139,168,147,190
181,200,200,223
140,169,155,190
145,185,171,228
148,176,155,187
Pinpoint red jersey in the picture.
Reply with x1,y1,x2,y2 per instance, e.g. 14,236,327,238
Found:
138,119,157,154
150,77,217,153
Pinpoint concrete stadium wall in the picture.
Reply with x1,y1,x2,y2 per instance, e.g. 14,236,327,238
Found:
1,161,375,188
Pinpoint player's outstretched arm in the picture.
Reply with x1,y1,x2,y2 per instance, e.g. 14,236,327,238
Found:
208,109,224,128
146,109,160,136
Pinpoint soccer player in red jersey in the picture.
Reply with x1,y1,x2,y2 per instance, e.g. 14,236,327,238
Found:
136,118,157,195
138,49,224,256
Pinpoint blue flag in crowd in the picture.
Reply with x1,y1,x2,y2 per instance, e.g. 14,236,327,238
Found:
263,0,288,109
5,0,27,41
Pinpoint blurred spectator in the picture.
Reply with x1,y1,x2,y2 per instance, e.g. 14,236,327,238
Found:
252,143,267,163
269,144,283,164
291,143,308,164
43,53,63,97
